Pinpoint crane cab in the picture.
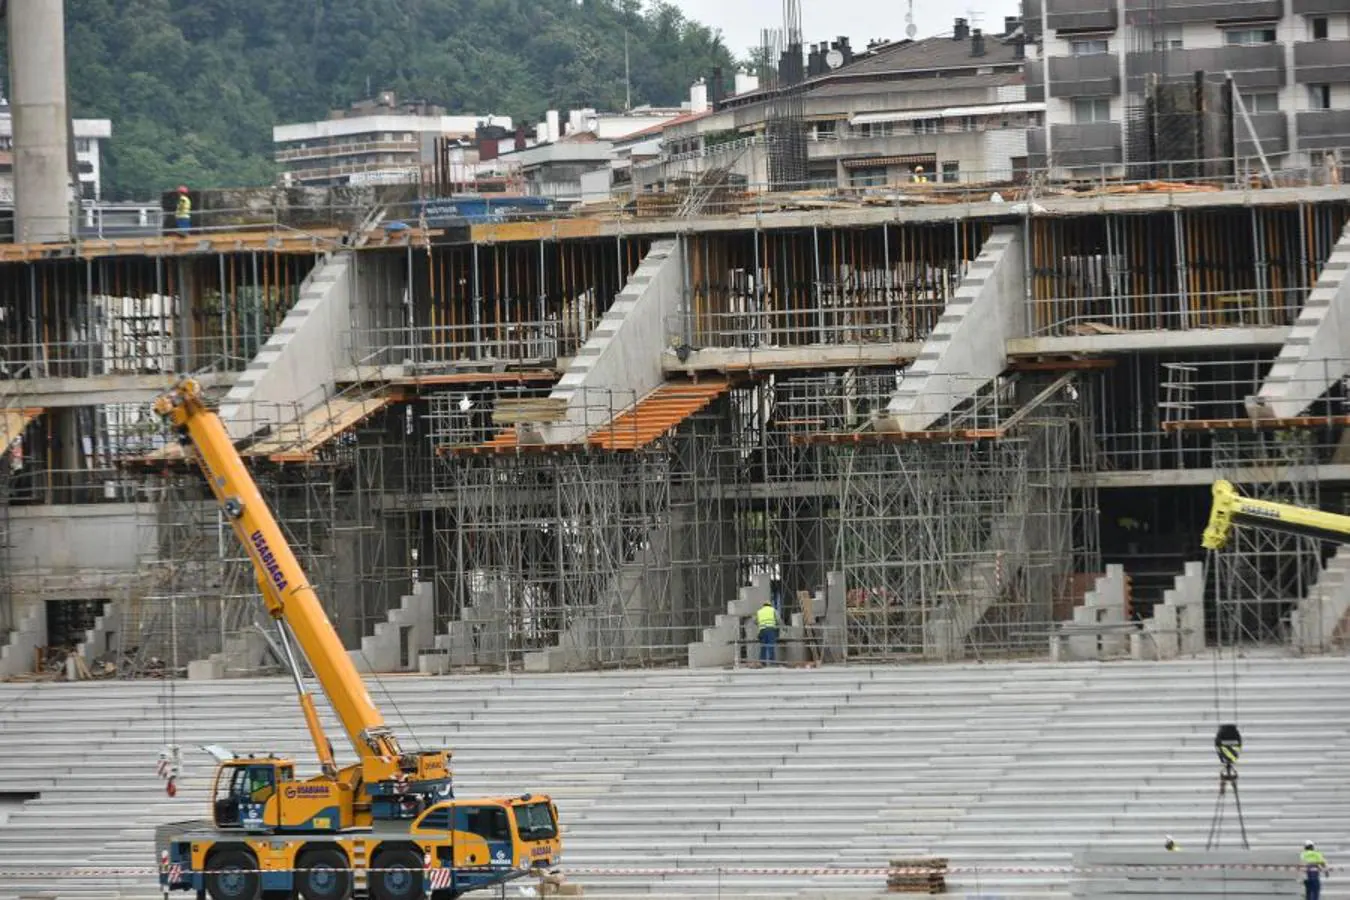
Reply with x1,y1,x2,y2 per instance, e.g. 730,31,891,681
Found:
211,758,351,833
412,794,562,875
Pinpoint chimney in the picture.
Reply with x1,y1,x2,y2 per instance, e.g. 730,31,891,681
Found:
971,29,986,57
710,66,725,108
690,78,709,114
953,18,969,41
545,110,560,142
1013,35,1026,59
1004,16,1020,36
515,126,527,151
839,36,853,65
734,68,760,95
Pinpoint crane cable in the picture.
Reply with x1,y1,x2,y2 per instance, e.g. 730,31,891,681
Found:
1205,548,1242,728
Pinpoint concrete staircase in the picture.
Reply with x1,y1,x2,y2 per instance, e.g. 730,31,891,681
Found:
525,523,673,673
217,250,354,442
1133,561,1206,660
1292,544,1350,653
876,226,1024,434
1248,221,1350,420
4,659,1350,899
349,581,436,673
541,240,683,445
0,601,42,679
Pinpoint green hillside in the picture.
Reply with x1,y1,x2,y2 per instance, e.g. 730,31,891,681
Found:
59,0,734,198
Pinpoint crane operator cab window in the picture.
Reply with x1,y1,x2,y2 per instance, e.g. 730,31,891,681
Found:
213,762,291,830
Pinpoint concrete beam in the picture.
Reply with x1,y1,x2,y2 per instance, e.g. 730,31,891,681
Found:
460,185,1350,243
0,373,236,408
664,342,920,375
1007,326,1290,356
7,0,71,243
1079,464,1350,488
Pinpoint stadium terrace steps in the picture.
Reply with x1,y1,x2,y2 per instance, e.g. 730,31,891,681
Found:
0,658,1347,898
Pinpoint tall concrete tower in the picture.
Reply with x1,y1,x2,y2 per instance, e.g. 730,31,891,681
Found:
7,0,72,243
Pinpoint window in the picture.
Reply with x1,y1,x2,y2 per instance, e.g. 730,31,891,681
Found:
1070,38,1109,56
814,121,837,140
959,116,978,132
856,121,893,137
912,118,940,135
1310,83,1332,110
1310,16,1329,41
419,807,453,830
74,138,92,153
513,802,559,841
1224,27,1277,46
941,161,960,183
1243,92,1279,114
1152,27,1183,50
1072,98,1111,124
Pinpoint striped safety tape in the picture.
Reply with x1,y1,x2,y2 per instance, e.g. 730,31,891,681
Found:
0,863,1335,877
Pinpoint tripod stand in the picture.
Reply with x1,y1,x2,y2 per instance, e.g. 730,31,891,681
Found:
1206,760,1250,850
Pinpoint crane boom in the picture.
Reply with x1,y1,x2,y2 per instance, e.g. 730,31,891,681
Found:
155,378,394,761
1203,478,1350,550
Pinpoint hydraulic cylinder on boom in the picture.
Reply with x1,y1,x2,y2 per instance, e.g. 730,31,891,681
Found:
153,378,560,900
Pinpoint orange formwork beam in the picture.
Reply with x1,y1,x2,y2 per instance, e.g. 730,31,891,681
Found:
0,407,42,452
588,381,730,451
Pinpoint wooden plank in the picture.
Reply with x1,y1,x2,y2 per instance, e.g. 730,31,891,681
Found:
492,398,569,425
1163,414,1350,433
0,407,42,450
244,392,402,461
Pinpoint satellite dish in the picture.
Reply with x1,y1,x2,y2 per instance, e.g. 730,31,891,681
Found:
906,23,918,38
826,48,844,69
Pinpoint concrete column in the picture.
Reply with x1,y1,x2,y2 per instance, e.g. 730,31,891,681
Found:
8,0,73,244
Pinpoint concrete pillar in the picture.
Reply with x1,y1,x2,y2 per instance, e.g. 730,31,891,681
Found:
8,0,73,244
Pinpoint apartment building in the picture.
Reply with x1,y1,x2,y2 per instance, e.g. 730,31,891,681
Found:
1024,0,1350,176
273,92,512,187
0,105,111,202
633,22,1039,192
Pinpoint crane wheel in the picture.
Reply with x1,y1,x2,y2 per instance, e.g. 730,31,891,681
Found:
205,849,261,900
296,848,352,900
369,847,426,900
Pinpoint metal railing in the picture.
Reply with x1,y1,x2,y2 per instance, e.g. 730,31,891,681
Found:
669,301,944,351
1032,286,1311,337
346,321,580,371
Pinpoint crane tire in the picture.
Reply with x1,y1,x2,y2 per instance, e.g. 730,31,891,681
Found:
370,847,426,900
205,848,261,900
297,847,352,900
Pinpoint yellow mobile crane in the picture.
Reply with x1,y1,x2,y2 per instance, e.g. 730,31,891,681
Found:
152,379,560,900
1203,478,1350,550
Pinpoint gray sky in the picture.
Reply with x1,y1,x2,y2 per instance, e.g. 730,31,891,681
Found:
670,0,1024,58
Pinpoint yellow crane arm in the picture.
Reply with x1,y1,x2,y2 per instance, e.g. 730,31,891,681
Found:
1203,479,1350,550
155,379,398,763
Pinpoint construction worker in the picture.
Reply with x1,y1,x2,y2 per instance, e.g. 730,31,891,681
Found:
911,165,928,184
1164,835,1178,852
174,185,192,234
755,598,780,665
1302,841,1328,900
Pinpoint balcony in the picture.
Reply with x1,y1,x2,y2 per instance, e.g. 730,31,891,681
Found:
1126,44,1284,92
1028,127,1048,169
1048,54,1121,98
1234,111,1288,157
1295,40,1350,85
1049,121,1123,168
1123,0,1282,25
1024,0,1044,35
1297,109,1350,151
1292,0,1344,12
1045,0,1118,32
1026,61,1045,103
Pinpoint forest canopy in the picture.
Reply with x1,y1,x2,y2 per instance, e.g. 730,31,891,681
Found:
57,0,736,198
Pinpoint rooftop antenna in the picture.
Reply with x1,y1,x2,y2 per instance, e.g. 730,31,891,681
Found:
905,0,917,39
965,7,985,30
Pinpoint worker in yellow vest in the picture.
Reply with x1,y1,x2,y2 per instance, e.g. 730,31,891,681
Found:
755,599,780,665
1302,841,1328,900
175,186,192,235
